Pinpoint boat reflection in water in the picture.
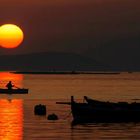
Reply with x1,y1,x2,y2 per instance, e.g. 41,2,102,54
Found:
0,99,23,140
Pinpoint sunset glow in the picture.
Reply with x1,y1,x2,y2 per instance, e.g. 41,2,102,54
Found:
0,100,23,140
0,72,23,88
0,24,24,48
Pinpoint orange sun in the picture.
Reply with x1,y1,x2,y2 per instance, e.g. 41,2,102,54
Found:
0,24,24,48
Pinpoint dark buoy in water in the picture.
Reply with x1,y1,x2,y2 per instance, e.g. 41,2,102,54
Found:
47,113,58,120
34,104,46,115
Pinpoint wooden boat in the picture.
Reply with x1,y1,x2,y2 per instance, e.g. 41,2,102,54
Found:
71,96,140,124
0,88,28,94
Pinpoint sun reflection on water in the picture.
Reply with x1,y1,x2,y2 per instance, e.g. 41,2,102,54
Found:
0,99,23,140
0,72,23,88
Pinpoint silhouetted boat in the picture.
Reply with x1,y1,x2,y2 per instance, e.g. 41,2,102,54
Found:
71,96,140,123
0,88,28,94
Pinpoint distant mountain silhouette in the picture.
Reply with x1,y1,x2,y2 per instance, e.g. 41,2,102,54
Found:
0,52,110,71
85,37,140,71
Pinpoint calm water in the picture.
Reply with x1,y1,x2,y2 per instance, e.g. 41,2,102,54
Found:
1,72,140,139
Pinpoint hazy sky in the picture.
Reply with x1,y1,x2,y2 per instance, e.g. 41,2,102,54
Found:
0,0,140,61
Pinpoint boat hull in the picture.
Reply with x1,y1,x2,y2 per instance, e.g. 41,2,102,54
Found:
71,102,140,123
0,89,28,94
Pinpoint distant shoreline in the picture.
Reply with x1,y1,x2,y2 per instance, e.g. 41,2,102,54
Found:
12,71,121,75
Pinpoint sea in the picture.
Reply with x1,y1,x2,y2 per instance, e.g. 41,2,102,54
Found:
0,72,140,139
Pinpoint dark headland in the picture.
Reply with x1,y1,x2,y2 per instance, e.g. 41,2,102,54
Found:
12,71,120,75
0,52,138,72
0,52,111,72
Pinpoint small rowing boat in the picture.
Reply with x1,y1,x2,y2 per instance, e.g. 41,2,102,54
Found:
0,88,28,94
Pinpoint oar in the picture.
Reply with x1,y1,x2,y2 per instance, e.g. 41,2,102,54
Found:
14,86,21,89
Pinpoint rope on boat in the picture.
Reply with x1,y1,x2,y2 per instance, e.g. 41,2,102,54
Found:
62,111,72,120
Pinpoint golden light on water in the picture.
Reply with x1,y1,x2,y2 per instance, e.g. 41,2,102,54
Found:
0,72,24,139
0,72,23,88
0,100,23,140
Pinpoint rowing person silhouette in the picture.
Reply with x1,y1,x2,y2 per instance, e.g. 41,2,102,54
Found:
6,81,14,90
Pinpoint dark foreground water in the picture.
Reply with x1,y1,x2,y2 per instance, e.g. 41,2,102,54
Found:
1,72,140,139
1,99,140,140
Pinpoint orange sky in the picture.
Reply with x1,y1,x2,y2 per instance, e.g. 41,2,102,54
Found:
0,0,140,57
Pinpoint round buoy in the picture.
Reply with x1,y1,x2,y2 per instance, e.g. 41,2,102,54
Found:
34,104,47,115
47,113,58,120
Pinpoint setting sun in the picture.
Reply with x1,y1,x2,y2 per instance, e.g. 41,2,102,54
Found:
0,24,24,48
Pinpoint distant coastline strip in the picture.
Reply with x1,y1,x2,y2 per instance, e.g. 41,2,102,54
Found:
11,71,120,75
